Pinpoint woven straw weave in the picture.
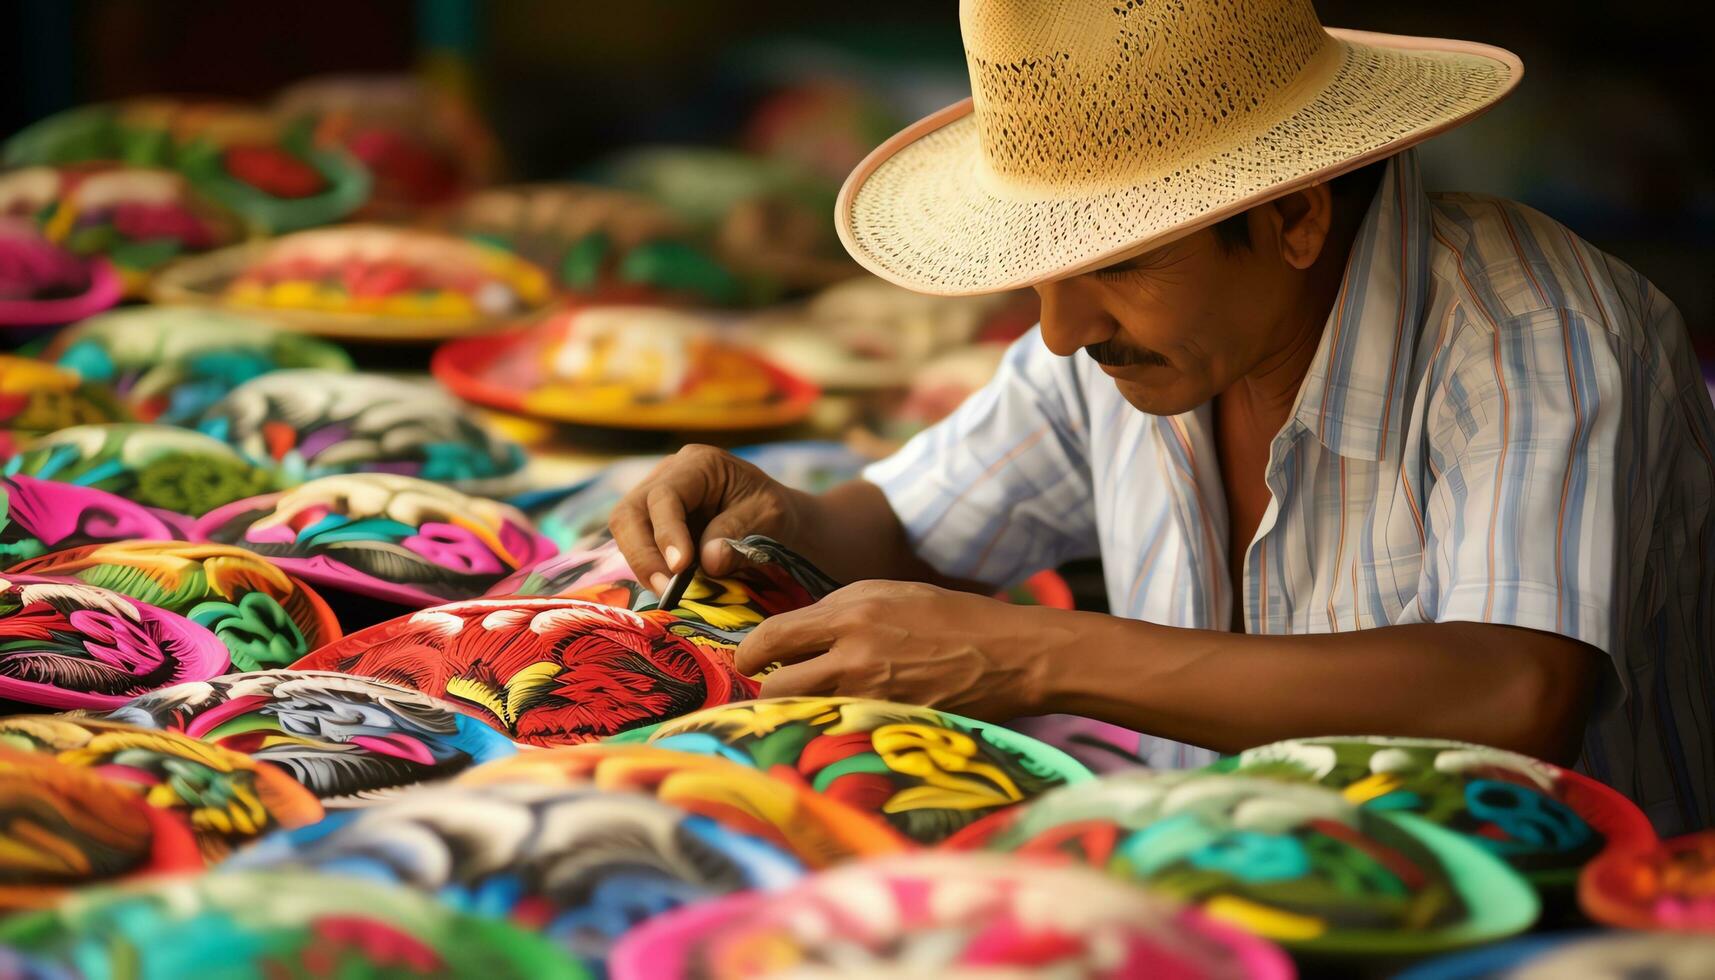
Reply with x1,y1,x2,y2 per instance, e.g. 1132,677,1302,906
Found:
838,0,1520,295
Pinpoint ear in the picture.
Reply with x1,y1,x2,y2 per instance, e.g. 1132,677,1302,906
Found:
1264,184,1334,271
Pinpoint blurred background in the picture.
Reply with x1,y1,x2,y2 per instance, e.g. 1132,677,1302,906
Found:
4,0,1710,331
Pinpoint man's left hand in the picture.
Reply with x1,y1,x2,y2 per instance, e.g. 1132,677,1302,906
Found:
733,580,1074,720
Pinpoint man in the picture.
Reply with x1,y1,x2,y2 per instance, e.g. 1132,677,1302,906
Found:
612,0,1714,834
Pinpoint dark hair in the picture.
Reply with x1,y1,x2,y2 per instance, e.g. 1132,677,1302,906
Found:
1209,157,1390,252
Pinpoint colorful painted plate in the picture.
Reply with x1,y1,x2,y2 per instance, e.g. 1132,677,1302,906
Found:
1394,932,1715,980
47,306,354,425
0,572,229,711
445,182,744,305
0,355,128,459
432,306,819,431
0,870,591,978
190,473,556,608
105,669,518,808
196,369,527,495
489,534,839,639
9,540,341,671
3,99,371,232
457,742,912,866
0,473,191,567
275,73,498,216
1580,829,1715,931
0,164,246,297
229,783,801,965
609,696,1092,844
1207,736,1656,894
293,596,760,747
610,853,1294,980
0,714,322,862
0,218,123,327
5,423,278,517
944,770,1539,956
0,745,201,910
151,227,554,342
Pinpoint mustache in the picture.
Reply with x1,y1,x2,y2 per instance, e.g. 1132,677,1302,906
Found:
1083,340,1170,369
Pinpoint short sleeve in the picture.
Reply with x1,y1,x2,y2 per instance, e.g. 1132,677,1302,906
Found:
861,328,1100,586
1409,307,1634,659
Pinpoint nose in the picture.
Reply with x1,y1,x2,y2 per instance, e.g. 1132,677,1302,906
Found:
1035,279,1118,357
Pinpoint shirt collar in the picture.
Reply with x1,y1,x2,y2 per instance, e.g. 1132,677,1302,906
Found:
1288,149,1433,462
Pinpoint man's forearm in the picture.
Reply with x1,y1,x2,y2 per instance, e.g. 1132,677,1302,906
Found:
1038,613,1601,764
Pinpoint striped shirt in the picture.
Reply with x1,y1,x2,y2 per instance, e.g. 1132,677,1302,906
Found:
863,149,1715,835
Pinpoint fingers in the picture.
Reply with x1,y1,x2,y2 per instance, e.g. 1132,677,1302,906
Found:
735,604,843,675
757,653,846,699
610,447,718,593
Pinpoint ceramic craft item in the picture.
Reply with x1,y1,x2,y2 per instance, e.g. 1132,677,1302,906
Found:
151,225,554,341
609,696,1092,844
432,305,819,431
0,164,246,297
228,782,802,966
446,182,749,305
1394,932,1715,980
594,146,857,298
737,277,1030,390
944,770,1540,956
292,596,761,747
1579,828,1715,931
105,669,518,808
610,852,1294,980
275,73,498,216
0,473,191,567
1208,736,1657,901
0,745,202,910
0,869,591,978
0,714,322,862
47,306,354,424
9,540,341,671
0,354,128,457
0,217,122,328
190,472,556,609
196,368,527,495
5,422,278,517
2,99,371,232
0,572,229,711
456,742,913,865
489,533,838,637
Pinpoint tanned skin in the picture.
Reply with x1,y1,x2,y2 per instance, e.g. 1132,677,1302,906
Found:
609,182,1601,765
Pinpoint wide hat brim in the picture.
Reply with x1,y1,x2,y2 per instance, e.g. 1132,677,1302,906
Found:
836,29,1522,296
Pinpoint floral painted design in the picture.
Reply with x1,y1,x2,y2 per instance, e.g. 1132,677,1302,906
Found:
0,714,321,862
191,473,555,608
10,540,340,671
0,745,201,909
229,783,800,966
106,669,517,808
1212,736,1655,893
5,423,277,516
0,870,589,976
0,573,229,711
0,474,189,567
945,771,1541,956
195,369,526,494
49,307,352,424
294,597,759,747
611,854,1293,980
611,696,1089,844
0,355,127,447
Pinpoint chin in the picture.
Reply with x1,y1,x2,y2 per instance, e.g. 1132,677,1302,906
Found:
1114,376,1202,417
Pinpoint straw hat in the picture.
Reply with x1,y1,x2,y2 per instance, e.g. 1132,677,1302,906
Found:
836,0,1522,295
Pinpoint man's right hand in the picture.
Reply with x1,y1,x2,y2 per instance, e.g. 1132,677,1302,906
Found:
609,444,814,594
